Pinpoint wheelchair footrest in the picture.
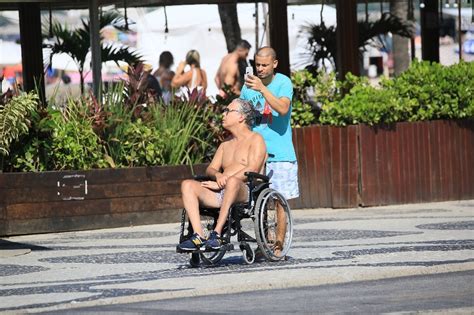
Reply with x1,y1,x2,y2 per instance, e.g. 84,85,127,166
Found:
176,243,234,254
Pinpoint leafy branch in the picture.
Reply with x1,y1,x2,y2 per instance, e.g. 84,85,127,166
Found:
0,92,38,156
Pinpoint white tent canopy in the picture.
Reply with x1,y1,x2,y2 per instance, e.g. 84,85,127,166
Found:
136,4,336,96
0,39,21,66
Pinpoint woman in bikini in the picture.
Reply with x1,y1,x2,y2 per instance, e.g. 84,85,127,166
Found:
171,49,207,100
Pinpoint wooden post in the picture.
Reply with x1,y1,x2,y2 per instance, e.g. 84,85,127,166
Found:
89,0,102,100
457,0,463,61
18,3,45,104
420,0,440,62
268,0,290,76
335,0,360,80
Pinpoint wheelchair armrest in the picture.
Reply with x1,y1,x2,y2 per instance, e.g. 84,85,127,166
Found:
244,171,269,182
193,175,215,181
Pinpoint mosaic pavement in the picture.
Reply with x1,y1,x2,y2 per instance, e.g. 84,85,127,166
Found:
0,200,473,313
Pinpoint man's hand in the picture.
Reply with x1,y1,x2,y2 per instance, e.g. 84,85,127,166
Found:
244,74,265,93
245,74,290,116
201,181,220,190
215,173,228,189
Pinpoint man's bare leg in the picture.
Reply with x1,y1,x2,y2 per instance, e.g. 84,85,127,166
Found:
275,202,287,256
181,179,221,238
214,176,248,235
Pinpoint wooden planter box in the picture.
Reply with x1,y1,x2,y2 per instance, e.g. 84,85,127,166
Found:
291,119,474,209
0,164,207,236
1,119,473,236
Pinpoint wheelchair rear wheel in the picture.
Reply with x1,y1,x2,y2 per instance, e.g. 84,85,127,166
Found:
179,209,226,266
254,188,293,262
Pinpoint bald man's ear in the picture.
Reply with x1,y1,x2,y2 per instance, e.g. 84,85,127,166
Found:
273,59,278,70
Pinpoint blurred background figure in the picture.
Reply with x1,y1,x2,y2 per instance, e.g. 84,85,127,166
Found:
215,39,251,97
171,49,207,100
153,51,175,105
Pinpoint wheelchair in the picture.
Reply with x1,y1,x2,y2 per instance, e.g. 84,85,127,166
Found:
176,171,294,267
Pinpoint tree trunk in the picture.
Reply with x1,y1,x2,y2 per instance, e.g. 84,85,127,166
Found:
218,4,242,52
390,0,410,75
79,69,85,95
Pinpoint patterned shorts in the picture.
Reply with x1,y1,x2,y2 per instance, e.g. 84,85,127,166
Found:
266,161,300,200
215,185,250,206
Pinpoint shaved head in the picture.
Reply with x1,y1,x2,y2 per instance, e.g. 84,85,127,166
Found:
256,46,277,60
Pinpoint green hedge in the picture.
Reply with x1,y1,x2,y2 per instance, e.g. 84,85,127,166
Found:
292,60,474,127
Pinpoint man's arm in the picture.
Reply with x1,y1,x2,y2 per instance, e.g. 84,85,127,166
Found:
244,75,291,116
171,61,191,88
214,65,222,88
206,144,223,177
224,63,240,94
206,144,228,188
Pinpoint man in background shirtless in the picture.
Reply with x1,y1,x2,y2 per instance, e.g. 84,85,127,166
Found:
177,98,266,251
215,40,251,97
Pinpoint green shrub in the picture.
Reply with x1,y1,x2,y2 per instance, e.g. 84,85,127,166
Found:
319,74,417,126
291,69,340,127
386,60,474,121
114,118,165,167
291,70,318,127
48,101,109,170
297,61,474,126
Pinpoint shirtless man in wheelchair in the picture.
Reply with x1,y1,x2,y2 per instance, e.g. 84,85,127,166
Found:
177,98,267,252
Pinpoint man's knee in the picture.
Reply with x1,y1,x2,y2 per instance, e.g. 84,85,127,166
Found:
226,176,242,191
181,179,197,195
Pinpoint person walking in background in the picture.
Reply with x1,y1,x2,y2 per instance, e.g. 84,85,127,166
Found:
215,40,251,97
153,51,175,104
240,46,299,257
171,49,207,100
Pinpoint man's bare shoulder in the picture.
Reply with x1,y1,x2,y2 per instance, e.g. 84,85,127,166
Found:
250,132,265,145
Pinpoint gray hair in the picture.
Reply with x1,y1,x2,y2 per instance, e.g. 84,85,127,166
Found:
233,98,256,128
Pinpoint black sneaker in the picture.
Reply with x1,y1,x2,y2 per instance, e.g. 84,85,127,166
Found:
206,231,222,250
177,233,206,252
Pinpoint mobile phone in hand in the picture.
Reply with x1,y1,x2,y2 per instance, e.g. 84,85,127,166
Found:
245,66,253,78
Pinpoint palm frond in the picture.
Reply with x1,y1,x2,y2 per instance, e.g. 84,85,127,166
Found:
101,44,142,66
301,13,414,74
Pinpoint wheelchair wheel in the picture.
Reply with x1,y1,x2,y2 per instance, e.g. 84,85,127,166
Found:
179,209,226,266
254,188,293,262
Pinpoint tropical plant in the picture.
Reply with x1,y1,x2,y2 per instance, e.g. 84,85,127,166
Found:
300,12,414,74
317,61,474,126
47,100,109,170
150,101,213,165
122,63,160,118
45,10,141,94
103,82,215,167
0,92,38,157
291,69,338,128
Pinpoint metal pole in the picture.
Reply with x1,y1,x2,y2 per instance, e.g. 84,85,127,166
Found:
89,0,102,100
255,1,259,50
458,0,463,61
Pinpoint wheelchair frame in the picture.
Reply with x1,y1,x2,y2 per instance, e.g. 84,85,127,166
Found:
176,171,293,267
